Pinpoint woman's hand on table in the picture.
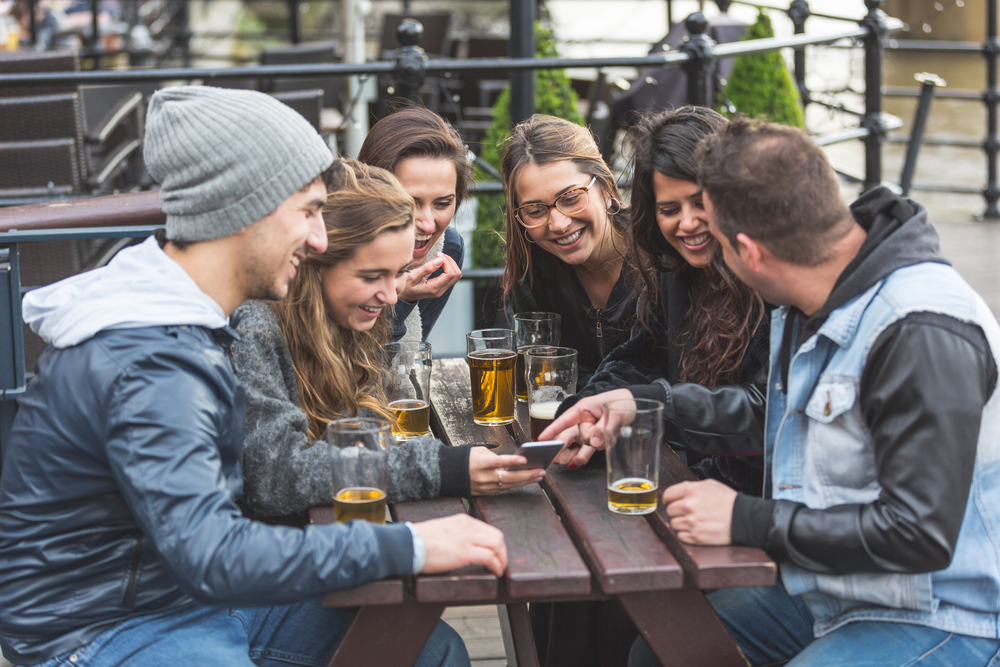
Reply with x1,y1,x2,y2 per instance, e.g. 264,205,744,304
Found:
540,388,635,468
399,252,462,302
469,446,545,495
414,514,508,576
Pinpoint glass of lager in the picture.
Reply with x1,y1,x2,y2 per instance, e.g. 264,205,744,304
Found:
525,346,578,440
466,329,517,425
603,398,663,515
382,341,432,441
327,418,391,524
513,312,561,403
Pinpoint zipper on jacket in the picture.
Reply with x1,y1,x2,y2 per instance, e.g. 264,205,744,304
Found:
596,308,605,356
122,534,144,607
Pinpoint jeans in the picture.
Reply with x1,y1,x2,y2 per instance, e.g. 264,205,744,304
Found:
37,600,469,667
628,580,1000,667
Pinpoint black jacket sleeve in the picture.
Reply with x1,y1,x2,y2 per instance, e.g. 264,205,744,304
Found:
733,312,996,574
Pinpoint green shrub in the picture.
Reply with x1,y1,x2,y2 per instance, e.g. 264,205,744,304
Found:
472,24,585,269
720,9,805,128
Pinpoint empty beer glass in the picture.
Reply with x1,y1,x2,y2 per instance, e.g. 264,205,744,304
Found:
603,399,663,515
328,418,391,524
525,346,578,440
513,312,561,403
466,329,517,425
383,341,432,441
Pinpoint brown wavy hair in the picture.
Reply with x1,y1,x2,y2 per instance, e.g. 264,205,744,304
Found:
627,107,763,386
272,158,415,440
357,105,472,210
498,114,627,295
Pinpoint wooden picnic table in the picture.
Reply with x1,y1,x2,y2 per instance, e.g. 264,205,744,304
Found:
311,357,776,667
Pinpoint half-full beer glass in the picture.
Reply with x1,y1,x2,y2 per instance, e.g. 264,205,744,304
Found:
513,312,561,402
604,399,663,515
466,329,516,425
328,418,390,524
525,346,578,440
383,341,432,441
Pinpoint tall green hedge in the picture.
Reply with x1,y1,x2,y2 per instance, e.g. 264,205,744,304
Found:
471,25,585,269
720,9,805,128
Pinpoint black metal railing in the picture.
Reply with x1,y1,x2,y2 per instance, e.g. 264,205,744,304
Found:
1,0,900,460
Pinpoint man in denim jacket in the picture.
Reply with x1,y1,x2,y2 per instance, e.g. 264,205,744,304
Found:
634,119,1000,665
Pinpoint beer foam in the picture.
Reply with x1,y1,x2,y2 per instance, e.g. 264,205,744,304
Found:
529,401,560,419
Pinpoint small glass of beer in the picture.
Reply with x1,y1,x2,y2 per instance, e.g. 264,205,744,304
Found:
328,418,391,524
466,329,517,425
382,341,432,441
603,398,663,515
513,312,561,403
525,346,578,440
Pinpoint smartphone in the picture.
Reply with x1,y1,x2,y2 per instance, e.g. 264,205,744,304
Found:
508,440,564,470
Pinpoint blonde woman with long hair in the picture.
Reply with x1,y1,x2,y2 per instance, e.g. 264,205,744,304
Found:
230,159,540,527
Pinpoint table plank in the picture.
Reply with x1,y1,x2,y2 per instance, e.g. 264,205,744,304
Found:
433,358,591,600
431,357,510,450
542,459,683,594
618,581,749,667
648,447,777,590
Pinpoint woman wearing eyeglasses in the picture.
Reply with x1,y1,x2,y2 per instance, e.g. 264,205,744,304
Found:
498,114,637,386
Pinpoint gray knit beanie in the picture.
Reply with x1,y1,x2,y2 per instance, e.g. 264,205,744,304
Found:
144,85,333,242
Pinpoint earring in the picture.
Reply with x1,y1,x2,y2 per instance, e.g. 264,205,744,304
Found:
523,227,536,244
607,199,622,215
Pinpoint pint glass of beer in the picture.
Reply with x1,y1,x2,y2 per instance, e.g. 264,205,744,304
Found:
603,399,663,515
382,341,432,441
525,346,578,440
328,418,391,524
513,312,561,403
466,329,516,425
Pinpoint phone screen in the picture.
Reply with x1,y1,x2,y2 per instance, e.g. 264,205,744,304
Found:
508,440,564,470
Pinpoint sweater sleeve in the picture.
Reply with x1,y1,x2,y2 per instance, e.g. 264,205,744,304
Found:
230,302,335,517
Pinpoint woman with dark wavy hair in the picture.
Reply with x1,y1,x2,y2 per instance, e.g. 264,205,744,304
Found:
552,105,768,497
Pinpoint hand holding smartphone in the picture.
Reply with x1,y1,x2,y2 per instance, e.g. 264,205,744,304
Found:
507,440,564,471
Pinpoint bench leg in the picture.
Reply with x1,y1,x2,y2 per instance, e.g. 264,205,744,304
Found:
497,603,540,667
617,581,749,667
324,601,446,667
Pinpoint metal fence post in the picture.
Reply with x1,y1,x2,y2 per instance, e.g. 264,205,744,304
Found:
509,0,536,126
289,0,301,45
393,19,427,104
983,0,1000,219
861,0,887,193
681,12,715,108
900,73,945,197
789,0,811,108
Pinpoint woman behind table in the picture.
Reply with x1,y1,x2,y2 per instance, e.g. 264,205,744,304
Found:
230,159,540,527
498,114,637,386
357,107,470,343
554,106,768,496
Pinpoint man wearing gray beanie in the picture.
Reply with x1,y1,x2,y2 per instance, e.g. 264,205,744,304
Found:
0,85,504,667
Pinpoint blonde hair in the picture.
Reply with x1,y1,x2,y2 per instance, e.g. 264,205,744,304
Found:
273,158,416,440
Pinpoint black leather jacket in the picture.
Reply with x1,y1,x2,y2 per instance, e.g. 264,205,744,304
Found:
563,269,769,495
0,325,414,664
